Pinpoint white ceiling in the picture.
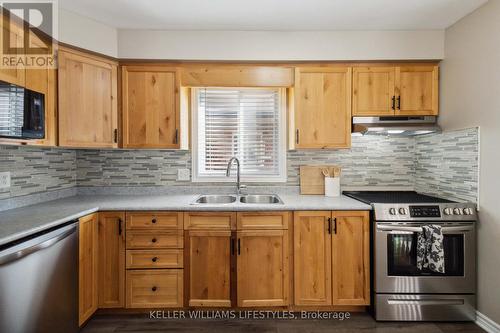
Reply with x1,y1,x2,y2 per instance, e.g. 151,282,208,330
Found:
59,0,487,31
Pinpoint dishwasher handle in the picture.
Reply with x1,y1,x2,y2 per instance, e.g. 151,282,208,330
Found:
0,223,77,266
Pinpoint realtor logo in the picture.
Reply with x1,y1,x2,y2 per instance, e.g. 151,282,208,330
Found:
0,0,58,68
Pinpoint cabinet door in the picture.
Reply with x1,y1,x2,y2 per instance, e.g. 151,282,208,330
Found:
293,211,332,306
353,67,395,116
0,18,25,86
331,211,370,305
237,230,289,307
186,230,232,307
396,66,439,116
58,48,118,148
122,66,180,148
294,67,352,148
78,213,98,325
98,212,125,308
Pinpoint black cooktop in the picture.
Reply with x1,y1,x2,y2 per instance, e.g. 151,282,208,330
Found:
343,191,455,205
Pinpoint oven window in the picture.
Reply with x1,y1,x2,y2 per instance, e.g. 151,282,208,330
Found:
387,234,464,276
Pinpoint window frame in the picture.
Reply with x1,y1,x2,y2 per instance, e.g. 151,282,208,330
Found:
191,87,287,183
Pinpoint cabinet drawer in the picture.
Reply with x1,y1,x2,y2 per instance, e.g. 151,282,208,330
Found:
184,212,236,230
126,231,183,249
126,270,183,308
126,212,183,230
237,212,289,230
126,250,183,269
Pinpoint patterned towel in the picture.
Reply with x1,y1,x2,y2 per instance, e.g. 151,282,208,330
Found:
416,225,445,273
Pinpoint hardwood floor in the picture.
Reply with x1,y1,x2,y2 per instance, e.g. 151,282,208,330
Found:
81,312,486,333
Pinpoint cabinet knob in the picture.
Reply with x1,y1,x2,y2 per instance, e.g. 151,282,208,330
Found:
151,286,157,292
152,238,157,243
152,218,157,224
152,257,158,262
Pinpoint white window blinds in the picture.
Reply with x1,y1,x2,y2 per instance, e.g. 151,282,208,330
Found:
193,87,286,182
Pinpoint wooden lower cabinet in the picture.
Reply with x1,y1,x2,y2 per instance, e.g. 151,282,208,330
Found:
294,210,370,306
237,229,289,307
79,213,98,325
78,210,368,313
331,211,370,305
126,270,183,308
294,211,332,306
125,211,185,309
186,230,232,307
98,212,126,308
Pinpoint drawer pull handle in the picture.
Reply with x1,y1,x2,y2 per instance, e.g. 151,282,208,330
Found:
152,286,157,292
152,218,157,224
152,257,158,262
152,238,157,243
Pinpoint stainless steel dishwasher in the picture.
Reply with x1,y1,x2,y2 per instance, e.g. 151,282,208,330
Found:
0,221,78,333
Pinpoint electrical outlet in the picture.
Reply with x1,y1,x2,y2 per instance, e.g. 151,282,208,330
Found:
0,172,11,189
177,169,190,181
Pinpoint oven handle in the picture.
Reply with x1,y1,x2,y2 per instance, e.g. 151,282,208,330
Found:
376,225,474,233
387,299,465,306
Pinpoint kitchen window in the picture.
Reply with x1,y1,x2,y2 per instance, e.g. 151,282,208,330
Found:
192,87,286,182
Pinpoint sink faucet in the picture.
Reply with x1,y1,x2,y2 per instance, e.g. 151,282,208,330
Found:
226,157,246,195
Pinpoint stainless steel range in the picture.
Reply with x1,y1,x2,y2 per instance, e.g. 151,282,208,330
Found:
343,191,477,322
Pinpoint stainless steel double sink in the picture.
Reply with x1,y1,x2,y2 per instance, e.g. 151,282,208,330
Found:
192,194,283,205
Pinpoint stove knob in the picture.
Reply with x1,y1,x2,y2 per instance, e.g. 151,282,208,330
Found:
399,208,408,215
443,208,453,215
453,208,463,215
389,208,397,215
463,208,474,215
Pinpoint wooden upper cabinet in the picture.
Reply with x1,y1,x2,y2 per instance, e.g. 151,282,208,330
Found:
294,67,352,149
0,16,25,86
352,65,439,117
331,211,370,305
78,213,98,326
98,212,125,308
396,66,439,116
186,230,232,307
122,66,180,148
352,67,395,116
0,16,56,146
58,47,118,148
293,211,332,306
237,229,289,307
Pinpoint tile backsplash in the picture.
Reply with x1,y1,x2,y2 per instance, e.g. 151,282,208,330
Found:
415,128,479,203
76,135,416,188
0,127,479,204
287,136,415,187
0,145,76,200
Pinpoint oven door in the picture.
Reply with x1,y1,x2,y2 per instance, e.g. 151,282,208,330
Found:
375,222,475,294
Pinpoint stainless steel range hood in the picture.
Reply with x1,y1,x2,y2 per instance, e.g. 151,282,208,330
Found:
352,116,441,136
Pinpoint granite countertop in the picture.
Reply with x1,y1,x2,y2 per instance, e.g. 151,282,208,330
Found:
0,194,371,247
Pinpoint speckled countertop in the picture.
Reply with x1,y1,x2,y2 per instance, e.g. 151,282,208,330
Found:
0,194,371,246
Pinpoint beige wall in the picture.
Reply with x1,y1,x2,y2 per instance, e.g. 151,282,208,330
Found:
441,0,500,323
58,8,118,57
117,30,444,60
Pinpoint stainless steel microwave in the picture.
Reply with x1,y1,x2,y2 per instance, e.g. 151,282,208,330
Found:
0,80,45,139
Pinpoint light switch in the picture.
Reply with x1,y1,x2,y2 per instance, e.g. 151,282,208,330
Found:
0,172,11,189
177,169,190,181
